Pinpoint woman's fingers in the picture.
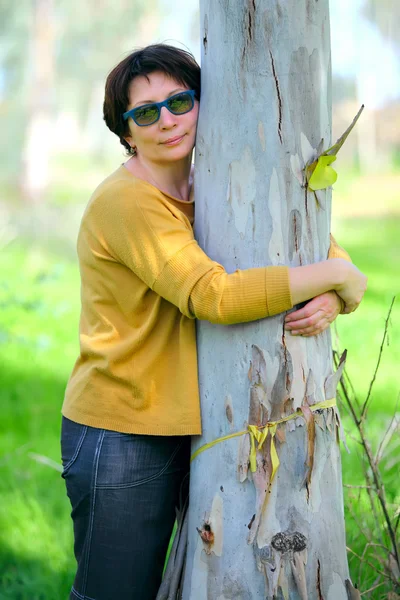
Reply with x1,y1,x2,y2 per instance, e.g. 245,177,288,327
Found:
288,322,329,336
285,310,326,331
285,296,324,323
287,317,330,336
285,291,342,337
286,293,340,325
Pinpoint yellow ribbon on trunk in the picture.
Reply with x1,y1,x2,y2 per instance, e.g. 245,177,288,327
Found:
190,398,336,484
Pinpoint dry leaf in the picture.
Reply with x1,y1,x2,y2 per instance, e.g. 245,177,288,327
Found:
345,579,361,600
237,431,250,483
300,403,316,489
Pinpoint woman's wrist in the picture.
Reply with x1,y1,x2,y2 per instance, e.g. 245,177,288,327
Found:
288,259,348,306
327,258,349,291
336,293,346,314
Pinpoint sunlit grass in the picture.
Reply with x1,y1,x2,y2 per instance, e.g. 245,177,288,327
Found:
0,204,398,596
332,161,400,218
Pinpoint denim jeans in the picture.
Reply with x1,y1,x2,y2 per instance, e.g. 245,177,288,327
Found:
61,416,190,600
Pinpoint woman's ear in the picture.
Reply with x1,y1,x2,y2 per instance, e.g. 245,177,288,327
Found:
124,136,137,155
124,135,133,147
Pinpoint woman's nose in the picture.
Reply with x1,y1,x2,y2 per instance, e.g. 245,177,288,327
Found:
159,106,177,129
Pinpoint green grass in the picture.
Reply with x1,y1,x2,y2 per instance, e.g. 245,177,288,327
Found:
0,213,399,598
331,216,400,595
0,247,80,599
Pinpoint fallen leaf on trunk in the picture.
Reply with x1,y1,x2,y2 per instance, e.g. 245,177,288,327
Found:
300,403,316,489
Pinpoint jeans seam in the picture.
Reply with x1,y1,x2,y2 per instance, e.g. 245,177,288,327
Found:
71,586,97,600
95,440,184,490
62,425,88,475
81,429,105,598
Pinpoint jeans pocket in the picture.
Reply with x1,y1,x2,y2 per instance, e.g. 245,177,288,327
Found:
95,433,187,489
61,417,88,478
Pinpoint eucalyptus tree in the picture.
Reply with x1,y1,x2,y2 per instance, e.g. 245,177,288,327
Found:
181,2,360,598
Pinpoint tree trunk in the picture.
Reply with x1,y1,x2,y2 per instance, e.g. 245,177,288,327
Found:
182,2,357,598
20,0,55,203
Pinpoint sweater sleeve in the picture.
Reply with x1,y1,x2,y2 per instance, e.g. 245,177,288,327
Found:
328,234,352,262
88,183,293,325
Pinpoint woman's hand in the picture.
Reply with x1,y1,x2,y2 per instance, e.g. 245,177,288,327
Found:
336,261,368,313
284,291,343,337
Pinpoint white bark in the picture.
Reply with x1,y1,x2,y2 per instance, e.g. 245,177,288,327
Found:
21,0,55,203
182,2,356,599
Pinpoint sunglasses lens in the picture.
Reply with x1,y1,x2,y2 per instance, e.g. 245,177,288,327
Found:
167,92,193,114
134,105,159,126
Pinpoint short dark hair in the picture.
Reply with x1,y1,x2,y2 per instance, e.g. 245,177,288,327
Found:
103,43,201,155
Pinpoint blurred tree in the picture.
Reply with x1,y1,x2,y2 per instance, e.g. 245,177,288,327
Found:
0,2,31,185
0,0,160,203
55,0,159,126
363,0,400,44
332,75,357,106
21,0,56,204
357,0,400,171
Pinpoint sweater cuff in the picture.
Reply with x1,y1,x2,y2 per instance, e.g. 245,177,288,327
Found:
265,266,293,316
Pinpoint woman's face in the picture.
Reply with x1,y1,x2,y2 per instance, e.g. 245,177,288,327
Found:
124,71,199,164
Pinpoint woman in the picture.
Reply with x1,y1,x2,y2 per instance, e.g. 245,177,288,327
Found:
61,44,367,600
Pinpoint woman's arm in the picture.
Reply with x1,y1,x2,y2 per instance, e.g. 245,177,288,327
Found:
285,234,363,336
91,188,365,325
327,233,351,312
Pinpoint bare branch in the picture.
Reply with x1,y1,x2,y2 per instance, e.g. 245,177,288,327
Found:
346,546,391,581
345,498,373,546
337,299,400,570
343,484,374,490
358,542,395,586
360,297,396,422
395,511,400,535
375,405,400,466
360,581,386,597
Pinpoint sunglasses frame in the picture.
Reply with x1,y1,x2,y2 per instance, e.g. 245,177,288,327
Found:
123,90,196,127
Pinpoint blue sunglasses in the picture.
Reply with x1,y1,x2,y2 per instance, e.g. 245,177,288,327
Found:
123,90,196,127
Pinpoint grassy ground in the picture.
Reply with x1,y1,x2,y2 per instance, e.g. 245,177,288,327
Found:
0,172,399,598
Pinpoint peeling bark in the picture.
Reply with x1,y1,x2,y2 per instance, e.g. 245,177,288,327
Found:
317,559,324,600
345,579,362,600
269,49,283,144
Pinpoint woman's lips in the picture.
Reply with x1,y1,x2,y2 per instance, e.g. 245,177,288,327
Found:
162,134,186,146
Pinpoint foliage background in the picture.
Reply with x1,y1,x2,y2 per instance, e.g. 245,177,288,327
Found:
0,0,399,598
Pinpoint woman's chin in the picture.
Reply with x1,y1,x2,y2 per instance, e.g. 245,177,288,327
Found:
158,144,193,163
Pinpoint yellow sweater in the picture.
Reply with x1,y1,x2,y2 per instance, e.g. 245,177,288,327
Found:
62,165,350,435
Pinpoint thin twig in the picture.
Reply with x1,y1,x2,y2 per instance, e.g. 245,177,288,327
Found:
344,484,374,489
360,296,396,422
360,433,399,566
338,318,400,569
337,367,359,437
28,452,63,472
365,543,396,555
395,511,400,535
346,498,373,546
346,546,391,581
364,467,386,549
375,404,400,465
334,349,360,408
358,542,393,586
336,298,400,586
339,380,384,545
360,581,386,596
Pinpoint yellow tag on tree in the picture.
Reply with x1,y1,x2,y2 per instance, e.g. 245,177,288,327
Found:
308,155,338,191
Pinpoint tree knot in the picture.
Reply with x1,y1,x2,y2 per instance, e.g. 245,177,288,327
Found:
271,530,307,553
